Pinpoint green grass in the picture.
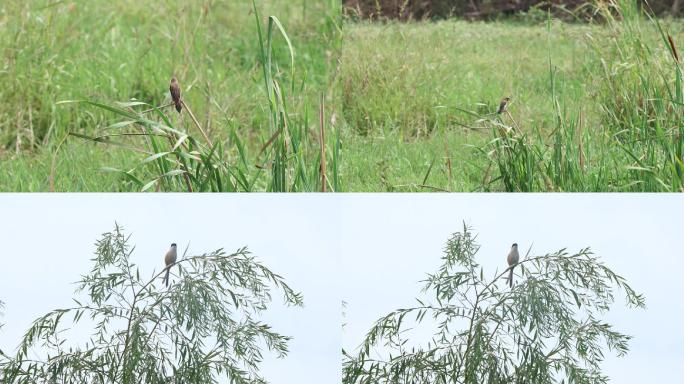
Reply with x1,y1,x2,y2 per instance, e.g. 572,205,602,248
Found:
0,0,340,191
338,20,595,191
335,21,581,191
340,21,593,136
338,3,684,191
2,1,684,191
0,141,141,191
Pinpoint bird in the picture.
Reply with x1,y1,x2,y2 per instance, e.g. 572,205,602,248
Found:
163,243,177,287
497,97,510,114
506,243,519,288
169,77,182,113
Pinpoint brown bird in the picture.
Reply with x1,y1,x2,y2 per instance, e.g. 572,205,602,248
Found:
497,97,510,114
169,77,182,113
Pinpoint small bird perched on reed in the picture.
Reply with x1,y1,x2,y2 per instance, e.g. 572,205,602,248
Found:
163,243,178,287
506,243,519,288
169,77,182,113
497,97,510,114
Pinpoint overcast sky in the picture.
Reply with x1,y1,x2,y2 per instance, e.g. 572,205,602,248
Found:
0,194,340,384
1,194,681,383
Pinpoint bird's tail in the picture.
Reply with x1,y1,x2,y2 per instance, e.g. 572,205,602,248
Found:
174,101,182,113
164,267,170,287
508,266,514,288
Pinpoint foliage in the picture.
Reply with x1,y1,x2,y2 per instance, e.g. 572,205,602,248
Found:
343,224,645,384
0,224,303,384
4,2,684,191
339,2,684,191
476,1,684,191
0,0,341,192
58,1,340,192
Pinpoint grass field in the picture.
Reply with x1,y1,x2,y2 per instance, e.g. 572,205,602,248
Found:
2,1,683,191
338,3,684,191
0,0,340,191
338,20,595,191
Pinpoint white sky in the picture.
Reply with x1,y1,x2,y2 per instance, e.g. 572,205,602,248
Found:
340,194,683,383
0,194,681,383
0,194,340,384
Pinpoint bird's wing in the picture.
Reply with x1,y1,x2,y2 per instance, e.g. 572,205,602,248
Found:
170,84,181,101
507,250,515,266
165,250,174,265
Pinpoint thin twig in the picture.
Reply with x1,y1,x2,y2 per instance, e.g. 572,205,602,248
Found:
140,102,175,114
579,107,585,173
505,110,521,131
181,100,213,149
255,128,283,166
319,93,327,192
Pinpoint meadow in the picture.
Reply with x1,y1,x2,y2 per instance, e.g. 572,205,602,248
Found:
339,2,684,191
1,1,683,191
0,0,340,191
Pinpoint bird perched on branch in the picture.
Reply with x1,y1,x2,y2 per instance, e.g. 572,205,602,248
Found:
163,243,177,287
497,97,510,114
506,243,519,288
169,77,182,113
